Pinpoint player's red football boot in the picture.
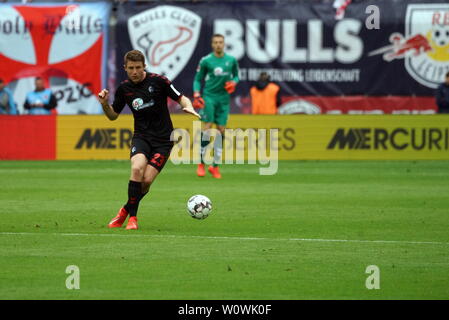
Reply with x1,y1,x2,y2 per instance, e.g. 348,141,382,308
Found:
208,166,222,179
197,163,206,177
126,216,138,230
108,207,128,228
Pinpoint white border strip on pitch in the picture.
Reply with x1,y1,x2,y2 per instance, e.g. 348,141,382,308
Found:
0,232,447,246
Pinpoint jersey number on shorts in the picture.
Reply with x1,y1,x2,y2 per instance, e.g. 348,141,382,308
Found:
150,153,166,168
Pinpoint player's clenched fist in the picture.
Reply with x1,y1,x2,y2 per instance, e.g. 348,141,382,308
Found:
98,89,109,104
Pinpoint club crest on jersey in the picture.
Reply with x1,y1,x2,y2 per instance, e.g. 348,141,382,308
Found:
148,86,154,93
127,5,202,81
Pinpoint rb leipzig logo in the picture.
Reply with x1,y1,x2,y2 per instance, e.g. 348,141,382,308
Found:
369,4,449,89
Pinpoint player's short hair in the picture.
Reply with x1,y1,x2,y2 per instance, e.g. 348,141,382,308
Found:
211,34,224,42
124,50,145,66
446,71,449,78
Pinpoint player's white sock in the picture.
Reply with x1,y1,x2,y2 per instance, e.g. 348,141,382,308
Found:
213,134,224,166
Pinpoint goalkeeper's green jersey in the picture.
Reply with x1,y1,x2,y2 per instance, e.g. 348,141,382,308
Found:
193,53,239,97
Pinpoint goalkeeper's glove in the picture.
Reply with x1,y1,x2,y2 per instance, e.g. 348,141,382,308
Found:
192,92,205,109
224,81,236,94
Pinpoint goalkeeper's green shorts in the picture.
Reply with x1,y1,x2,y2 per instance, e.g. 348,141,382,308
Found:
199,94,230,126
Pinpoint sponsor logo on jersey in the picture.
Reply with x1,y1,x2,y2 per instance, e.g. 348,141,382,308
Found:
132,98,144,110
132,97,155,111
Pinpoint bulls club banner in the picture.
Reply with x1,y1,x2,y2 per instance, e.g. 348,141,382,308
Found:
116,0,448,114
0,2,110,114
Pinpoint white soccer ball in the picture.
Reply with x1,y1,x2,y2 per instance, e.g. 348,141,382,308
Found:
187,195,212,219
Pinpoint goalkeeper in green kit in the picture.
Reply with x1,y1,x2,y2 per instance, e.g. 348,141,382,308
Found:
193,34,240,179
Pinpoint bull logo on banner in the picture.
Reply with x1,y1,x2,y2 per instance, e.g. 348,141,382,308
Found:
127,5,202,81
369,4,449,89
0,3,109,114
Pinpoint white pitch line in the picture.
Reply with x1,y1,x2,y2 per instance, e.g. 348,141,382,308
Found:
0,232,448,246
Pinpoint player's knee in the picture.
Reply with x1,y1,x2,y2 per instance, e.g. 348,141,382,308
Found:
131,166,145,179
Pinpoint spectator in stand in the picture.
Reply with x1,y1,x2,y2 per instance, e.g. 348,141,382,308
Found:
250,72,281,115
435,71,449,114
24,77,58,115
0,79,18,115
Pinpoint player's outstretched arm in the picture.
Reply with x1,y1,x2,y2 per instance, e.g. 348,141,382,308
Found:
98,89,119,121
179,95,201,119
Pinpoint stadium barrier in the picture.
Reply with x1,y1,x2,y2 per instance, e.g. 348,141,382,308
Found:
1,115,448,160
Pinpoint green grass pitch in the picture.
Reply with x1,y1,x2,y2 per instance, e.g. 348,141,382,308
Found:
0,160,448,300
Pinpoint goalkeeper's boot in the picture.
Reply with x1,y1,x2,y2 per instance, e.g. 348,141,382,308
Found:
108,207,128,228
208,166,222,179
197,163,206,177
126,216,138,230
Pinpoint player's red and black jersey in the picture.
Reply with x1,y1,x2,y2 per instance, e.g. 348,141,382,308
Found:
112,72,182,143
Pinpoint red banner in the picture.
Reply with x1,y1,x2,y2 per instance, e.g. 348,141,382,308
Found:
234,96,437,115
0,115,56,160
